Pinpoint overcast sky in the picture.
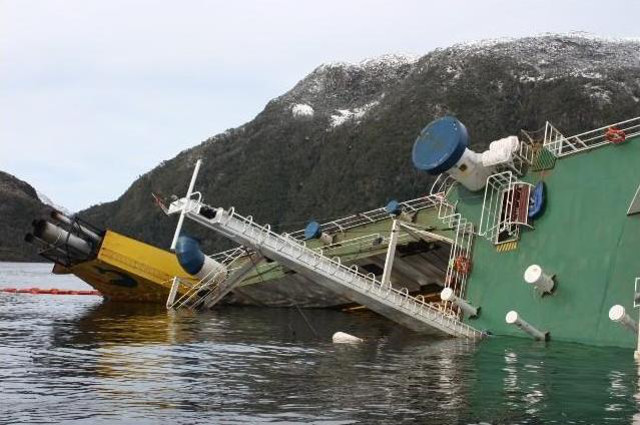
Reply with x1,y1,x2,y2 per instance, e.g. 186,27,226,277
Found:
1,0,639,212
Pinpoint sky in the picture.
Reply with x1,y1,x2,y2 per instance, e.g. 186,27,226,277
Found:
1,0,639,212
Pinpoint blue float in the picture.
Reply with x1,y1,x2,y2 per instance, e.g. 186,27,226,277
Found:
304,221,322,240
385,200,401,216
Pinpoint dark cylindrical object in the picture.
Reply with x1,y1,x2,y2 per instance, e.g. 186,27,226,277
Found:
32,220,93,256
50,210,102,244
175,235,227,280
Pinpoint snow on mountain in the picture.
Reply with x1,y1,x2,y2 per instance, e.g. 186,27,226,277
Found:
329,100,380,128
291,103,314,118
36,190,72,215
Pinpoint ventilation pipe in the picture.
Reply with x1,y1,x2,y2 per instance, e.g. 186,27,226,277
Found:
608,305,638,333
175,235,228,280
32,219,93,256
50,210,102,244
523,264,555,295
505,310,549,341
440,287,480,318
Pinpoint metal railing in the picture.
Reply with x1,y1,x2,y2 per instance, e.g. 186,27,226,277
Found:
167,247,247,310
179,201,484,339
543,116,640,158
478,171,533,244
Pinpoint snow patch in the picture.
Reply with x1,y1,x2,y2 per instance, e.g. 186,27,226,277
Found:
330,101,379,128
36,190,73,215
291,103,314,118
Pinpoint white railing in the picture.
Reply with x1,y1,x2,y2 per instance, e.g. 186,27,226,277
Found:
288,194,441,240
167,247,247,310
543,116,640,158
207,194,442,264
432,194,475,317
478,171,533,244
179,201,484,339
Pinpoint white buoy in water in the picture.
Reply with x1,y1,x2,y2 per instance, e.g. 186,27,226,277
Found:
440,287,480,318
524,264,555,294
332,331,363,344
608,305,639,333
505,310,549,341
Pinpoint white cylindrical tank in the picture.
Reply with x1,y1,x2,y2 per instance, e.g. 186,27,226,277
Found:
32,220,93,256
505,310,549,341
524,264,555,294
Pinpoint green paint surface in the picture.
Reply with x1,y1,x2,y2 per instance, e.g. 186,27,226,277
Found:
458,137,640,347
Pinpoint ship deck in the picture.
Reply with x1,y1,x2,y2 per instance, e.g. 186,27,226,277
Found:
454,135,640,347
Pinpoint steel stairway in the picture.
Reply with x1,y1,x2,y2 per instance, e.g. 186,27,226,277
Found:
167,197,485,339
166,247,259,310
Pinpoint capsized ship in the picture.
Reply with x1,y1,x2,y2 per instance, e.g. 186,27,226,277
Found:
161,115,640,350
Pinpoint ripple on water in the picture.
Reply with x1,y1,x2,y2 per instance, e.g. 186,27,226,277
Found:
1,263,640,424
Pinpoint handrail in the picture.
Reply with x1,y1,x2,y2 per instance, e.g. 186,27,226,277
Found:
215,207,483,338
544,116,640,158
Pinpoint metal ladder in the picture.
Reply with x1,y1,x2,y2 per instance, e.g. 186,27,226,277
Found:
166,247,257,310
169,198,485,339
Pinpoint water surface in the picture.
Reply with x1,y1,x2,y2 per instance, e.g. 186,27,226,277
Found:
1,263,639,424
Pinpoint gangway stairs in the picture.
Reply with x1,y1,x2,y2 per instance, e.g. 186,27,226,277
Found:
166,247,259,310
166,197,485,339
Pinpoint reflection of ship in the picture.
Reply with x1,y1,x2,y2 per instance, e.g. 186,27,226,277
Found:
25,210,196,303
162,115,640,349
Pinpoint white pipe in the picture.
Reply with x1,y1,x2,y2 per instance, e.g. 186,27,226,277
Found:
51,210,102,244
33,220,93,256
381,219,400,286
505,310,548,341
609,305,638,334
524,264,555,294
171,159,202,250
440,287,479,318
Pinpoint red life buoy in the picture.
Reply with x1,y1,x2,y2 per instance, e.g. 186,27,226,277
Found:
454,256,472,275
605,127,626,144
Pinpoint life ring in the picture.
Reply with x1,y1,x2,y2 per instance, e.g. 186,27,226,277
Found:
605,127,626,144
454,256,472,275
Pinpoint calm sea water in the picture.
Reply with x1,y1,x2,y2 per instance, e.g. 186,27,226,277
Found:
1,262,640,424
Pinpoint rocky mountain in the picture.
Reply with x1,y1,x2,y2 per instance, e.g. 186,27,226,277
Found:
0,171,52,261
72,33,640,255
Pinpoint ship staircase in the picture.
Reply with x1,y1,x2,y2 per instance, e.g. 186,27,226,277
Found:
166,247,259,310
426,175,476,319
166,194,484,339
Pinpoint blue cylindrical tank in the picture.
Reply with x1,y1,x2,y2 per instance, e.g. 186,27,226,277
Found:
412,116,469,175
175,235,206,275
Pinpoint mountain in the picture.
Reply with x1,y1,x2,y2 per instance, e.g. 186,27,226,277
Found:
75,33,640,255
0,171,52,261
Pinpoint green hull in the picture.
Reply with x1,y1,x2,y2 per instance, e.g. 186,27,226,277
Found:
458,136,640,348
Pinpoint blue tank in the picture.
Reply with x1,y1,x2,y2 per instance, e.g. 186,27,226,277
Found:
412,116,469,175
175,235,205,275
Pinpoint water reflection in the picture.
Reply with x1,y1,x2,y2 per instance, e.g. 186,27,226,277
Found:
1,289,640,423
